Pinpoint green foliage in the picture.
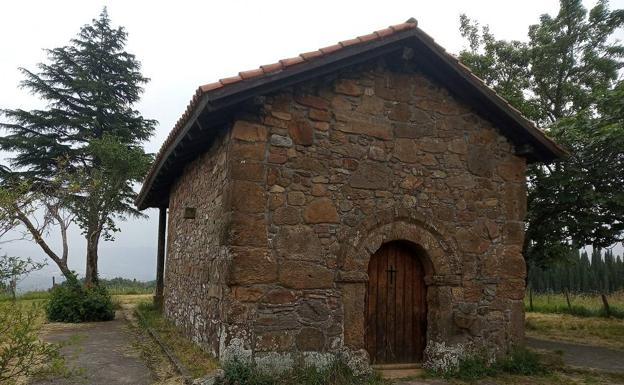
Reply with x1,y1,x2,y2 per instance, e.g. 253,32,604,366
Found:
459,0,624,268
46,275,114,322
433,347,546,381
217,358,385,385
0,8,156,285
0,302,64,385
0,254,46,300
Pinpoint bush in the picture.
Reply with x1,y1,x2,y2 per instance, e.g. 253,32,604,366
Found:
46,276,114,322
0,302,64,385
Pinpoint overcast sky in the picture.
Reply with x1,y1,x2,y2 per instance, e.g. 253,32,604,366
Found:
1,0,623,289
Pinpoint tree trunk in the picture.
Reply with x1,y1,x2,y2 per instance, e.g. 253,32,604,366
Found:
84,230,100,286
57,261,73,281
10,277,16,301
601,293,611,317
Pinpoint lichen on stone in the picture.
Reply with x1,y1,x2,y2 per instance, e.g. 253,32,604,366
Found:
423,341,471,373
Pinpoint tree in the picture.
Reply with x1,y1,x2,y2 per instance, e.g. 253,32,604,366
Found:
0,166,74,280
0,254,45,300
0,9,155,285
459,0,624,268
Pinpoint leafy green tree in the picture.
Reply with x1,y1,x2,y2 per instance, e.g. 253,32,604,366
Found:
0,9,155,285
459,0,624,268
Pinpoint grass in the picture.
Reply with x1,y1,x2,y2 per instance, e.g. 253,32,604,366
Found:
0,290,50,302
526,312,624,350
466,369,624,385
426,347,624,385
218,358,386,385
524,290,624,319
135,302,219,379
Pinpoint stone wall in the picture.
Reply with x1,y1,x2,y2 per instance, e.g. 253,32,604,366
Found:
164,128,230,356
165,57,528,368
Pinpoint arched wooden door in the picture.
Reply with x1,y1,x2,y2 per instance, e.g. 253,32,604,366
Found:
365,241,427,364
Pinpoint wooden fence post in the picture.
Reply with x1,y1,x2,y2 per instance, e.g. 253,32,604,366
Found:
564,288,572,311
601,293,611,317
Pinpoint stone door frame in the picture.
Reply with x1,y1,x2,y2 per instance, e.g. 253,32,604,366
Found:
336,207,462,361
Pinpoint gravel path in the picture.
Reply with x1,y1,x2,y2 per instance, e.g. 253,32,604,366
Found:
32,311,154,385
527,336,624,374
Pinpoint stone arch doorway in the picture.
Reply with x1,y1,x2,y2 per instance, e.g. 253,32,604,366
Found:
365,241,428,364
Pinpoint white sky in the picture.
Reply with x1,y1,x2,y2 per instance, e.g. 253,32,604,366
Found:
1,0,622,289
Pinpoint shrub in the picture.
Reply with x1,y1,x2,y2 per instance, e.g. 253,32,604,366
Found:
0,302,64,385
46,276,114,322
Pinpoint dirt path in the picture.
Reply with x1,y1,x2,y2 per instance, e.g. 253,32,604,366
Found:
527,336,624,374
31,311,154,385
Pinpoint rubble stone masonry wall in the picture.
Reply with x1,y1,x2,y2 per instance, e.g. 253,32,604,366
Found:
164,128,230,356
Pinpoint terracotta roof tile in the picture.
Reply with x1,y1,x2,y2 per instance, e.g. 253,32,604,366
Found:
239,68,265,79
374,27,394,38
339,37,361,47
300,50,323,61
200,82,223,92
260,62,283,74
390,22,415,32
279,56,305,67
319,43,343,55
357,32,378,43
219,75,242,85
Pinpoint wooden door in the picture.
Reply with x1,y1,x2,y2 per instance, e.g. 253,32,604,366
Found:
365,241,427,364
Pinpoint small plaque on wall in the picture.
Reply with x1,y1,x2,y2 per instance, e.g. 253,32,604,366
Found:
183,207,196,219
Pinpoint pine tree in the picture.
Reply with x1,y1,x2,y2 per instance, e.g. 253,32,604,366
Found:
0,9,155,285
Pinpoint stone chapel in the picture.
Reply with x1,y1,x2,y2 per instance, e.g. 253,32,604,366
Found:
136,19,565,370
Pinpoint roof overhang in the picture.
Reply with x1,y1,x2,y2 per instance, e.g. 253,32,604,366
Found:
136,21,566,210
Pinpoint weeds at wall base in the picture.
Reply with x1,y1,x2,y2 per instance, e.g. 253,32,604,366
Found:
426,346,548,381
216,358,386,385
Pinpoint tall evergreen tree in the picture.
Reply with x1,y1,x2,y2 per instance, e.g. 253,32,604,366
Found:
0,9,155,285
459,0,624,269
